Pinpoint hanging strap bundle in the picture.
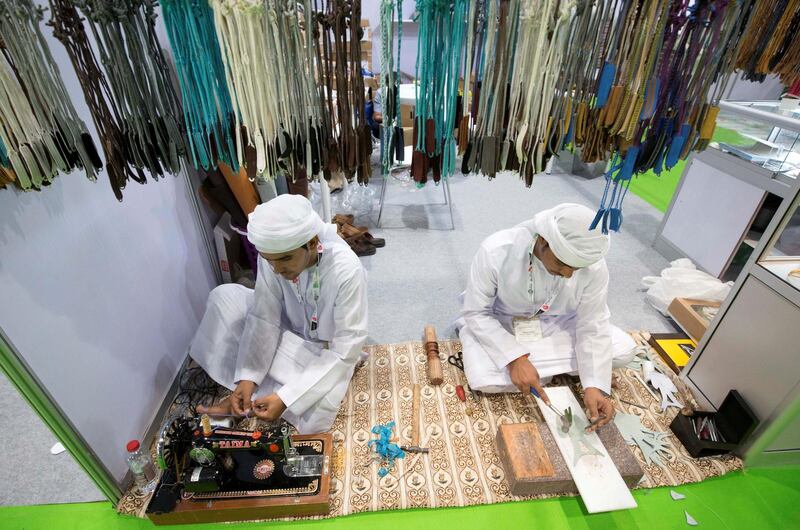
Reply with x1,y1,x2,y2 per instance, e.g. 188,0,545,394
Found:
736,0,800,85
311,0,371,184
380,0,405,174
161,0,238,172
49,0,186,201
0,0,101,192
411,0,468,185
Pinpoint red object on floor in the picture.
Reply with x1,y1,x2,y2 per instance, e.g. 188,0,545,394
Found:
455,385,466,402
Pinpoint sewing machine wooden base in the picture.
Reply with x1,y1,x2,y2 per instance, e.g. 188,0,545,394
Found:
147,433,333,525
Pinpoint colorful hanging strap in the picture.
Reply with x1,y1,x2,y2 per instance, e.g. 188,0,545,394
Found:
0,0,101,191
162,0,238,172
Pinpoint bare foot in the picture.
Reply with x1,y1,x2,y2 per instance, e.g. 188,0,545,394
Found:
196,396,234,416
611,374,620,389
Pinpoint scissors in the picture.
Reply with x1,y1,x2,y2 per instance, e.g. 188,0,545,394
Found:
447,351,465,371
448,351,481,401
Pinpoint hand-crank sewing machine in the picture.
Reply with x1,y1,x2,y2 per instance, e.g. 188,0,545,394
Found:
146,414,332,525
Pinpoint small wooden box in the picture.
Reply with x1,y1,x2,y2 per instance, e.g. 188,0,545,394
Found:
667,297,721,343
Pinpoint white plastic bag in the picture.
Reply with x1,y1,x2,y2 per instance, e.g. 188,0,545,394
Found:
641,259,733,315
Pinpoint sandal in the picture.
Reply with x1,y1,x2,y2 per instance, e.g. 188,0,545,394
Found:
359,230,385,247
333,213,355,225
337,221,367,240
350,238,376,257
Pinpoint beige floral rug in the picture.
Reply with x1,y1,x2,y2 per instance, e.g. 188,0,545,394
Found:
118,335,741,519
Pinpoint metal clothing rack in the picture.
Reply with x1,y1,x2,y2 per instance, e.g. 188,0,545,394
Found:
375,149,455,230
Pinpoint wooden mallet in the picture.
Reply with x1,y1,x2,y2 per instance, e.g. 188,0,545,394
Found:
424,325,443,385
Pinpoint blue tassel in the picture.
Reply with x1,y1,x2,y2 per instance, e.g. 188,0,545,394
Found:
595,62,616,109
563,112,575,150
665,123,691,169
590,206,606,231
592,147,639,233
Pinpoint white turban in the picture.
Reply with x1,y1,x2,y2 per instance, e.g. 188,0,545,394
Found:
247,195,324,253
533,203,610,268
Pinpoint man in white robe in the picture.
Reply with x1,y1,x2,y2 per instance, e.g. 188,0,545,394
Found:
190,195,368,433
456,203,635,430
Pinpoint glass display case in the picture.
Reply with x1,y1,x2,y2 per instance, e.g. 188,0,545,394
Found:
759,190,800,291
713,100,800,182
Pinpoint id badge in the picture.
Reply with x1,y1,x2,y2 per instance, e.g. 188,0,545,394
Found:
513,315,543,343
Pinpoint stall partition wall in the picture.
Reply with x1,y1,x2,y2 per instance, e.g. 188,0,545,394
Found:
0,4,217,497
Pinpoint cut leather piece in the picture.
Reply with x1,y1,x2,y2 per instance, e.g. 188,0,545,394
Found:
394,126,405,162
458,116,470,152
411,148,425,182
425,118,436,157
523,159,534,187
500,140,511,170
699,106,720,140
218,161,260,215
480,136,499,177
506,142,521,172
462,140,474,174
603,86,624,128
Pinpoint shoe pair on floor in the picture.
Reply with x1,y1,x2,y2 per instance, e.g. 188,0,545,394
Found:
333,214,385,257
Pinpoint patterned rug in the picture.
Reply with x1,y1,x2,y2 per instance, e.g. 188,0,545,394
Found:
118,335,741,519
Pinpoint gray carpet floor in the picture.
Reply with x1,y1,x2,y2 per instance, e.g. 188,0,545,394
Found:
1,166,673,506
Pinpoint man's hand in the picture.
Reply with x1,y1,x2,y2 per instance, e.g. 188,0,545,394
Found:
252,393,287,422
231,380,256,416
584,387,615,431
508,355,550,404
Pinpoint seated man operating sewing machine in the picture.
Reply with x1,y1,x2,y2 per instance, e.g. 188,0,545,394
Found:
190,195,368,433
455,203,636,431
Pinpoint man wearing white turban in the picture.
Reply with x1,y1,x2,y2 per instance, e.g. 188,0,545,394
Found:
455,203,635,430
190,195,368,433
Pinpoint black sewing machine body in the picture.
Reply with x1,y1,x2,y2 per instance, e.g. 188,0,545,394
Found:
147,415,325,515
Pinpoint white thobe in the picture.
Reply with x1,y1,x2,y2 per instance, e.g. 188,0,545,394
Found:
455,220,635,395
190,224,368,433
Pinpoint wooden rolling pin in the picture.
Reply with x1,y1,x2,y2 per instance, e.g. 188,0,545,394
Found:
424,325,443,385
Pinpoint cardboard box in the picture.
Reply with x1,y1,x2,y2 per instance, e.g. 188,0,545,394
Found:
400,103,414,124
667,297,721,342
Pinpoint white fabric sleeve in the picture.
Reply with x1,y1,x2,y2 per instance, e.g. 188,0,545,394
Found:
276,266,368,416
574,264,613,393
461,244,529,367
233,258,284,384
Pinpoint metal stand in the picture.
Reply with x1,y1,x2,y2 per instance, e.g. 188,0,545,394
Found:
376,170,455,230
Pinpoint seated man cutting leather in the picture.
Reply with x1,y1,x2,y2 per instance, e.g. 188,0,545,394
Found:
455,203,635,431
191,195,368,433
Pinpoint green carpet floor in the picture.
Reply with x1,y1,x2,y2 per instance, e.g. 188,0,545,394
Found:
627,127,752,213
1,467,798,530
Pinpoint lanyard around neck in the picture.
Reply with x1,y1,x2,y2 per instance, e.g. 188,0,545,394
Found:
293,243,323,338
528,241,563,316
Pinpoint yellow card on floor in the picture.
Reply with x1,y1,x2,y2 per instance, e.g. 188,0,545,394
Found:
513,315,543,343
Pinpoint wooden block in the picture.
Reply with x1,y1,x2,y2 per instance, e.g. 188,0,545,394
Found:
537,387,637,513
497,418,643,498
496,423,555,489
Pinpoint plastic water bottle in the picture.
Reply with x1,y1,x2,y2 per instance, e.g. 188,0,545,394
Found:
126,440,157,493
